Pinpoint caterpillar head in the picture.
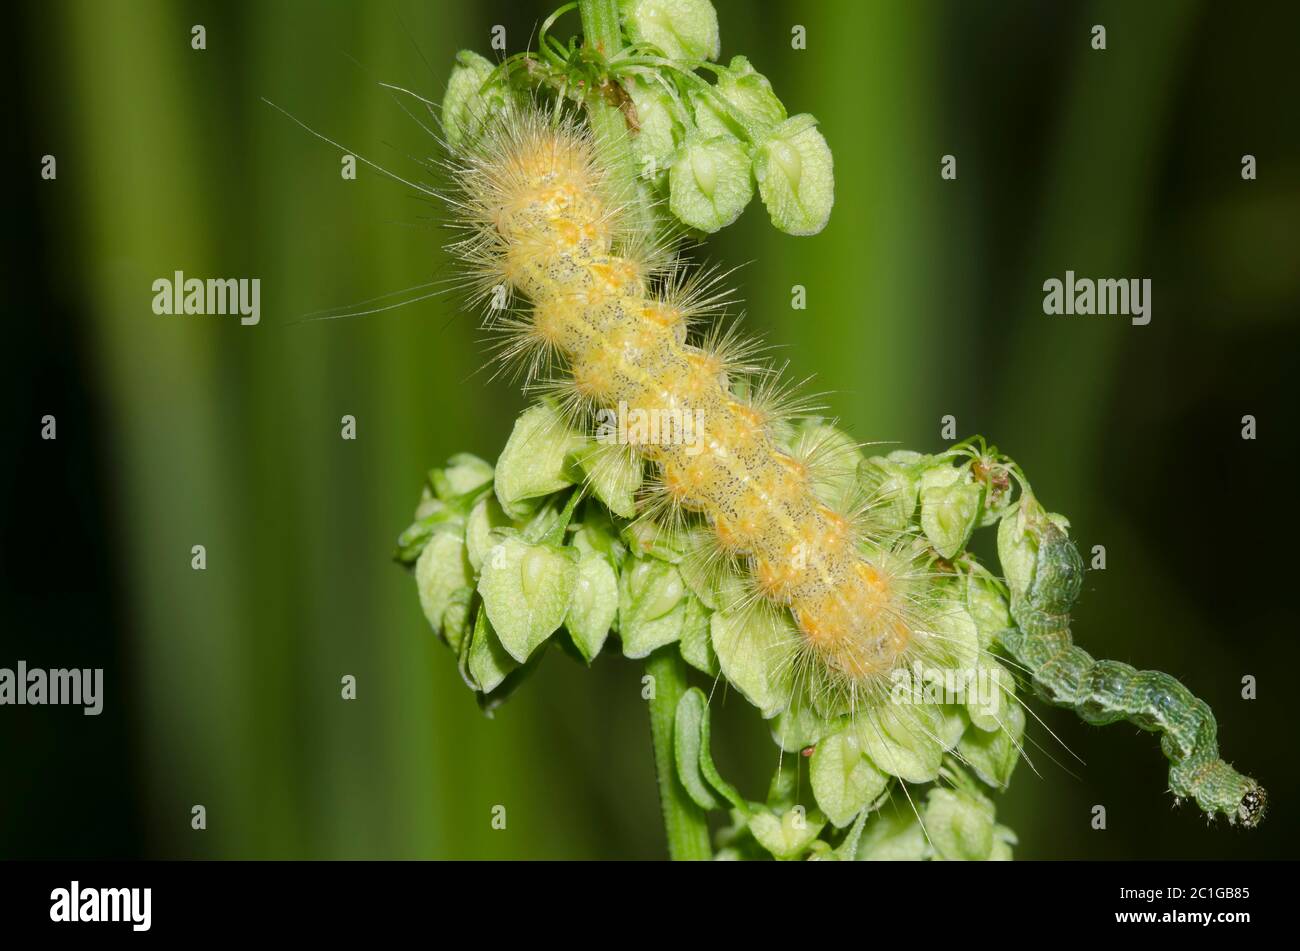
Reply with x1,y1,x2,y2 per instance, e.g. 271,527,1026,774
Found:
1237,783,1267,829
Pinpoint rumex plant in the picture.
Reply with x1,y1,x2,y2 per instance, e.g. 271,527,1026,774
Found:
396,0,1265,859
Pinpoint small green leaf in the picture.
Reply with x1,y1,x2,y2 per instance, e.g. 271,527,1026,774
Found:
674,688,720,810
494,402,587,520
565,552,619,662
619,557,688,658
415,530,474,638
478,537,579,663
811,726,889,828
619,0,720,62
669,134,754,233
466,605,519,694
754,114,833,235
960,701,1025,788
572,441,642,519
711,607,795,718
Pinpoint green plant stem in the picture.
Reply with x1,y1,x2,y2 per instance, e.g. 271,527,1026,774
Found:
578,0,655,236
645,648,713,860
578,0,710,861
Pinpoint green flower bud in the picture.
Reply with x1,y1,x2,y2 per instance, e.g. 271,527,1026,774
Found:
754,114,834,236
810,726,889,828
669,134,754,233
564,552,619,662
478,536,578,663
493,402,588,520
619,0,720,62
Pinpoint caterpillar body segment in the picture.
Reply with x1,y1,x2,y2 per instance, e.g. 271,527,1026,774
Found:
998,519,1266,828
447,106,932,694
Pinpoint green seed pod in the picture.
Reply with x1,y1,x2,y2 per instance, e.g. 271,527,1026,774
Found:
749,806,826,860
477,536,578,662
924,785,996,860
810,726,889,828
441,50,512,148
693,55,786,137
624,75,684,185
619,0,720,62
919,462,984,559
711,606,795,718
618,557,689,658
753,114,834,236
431,452,494,501
415,529,474,642
564,552,619,662
858,452,925,533
493,402,588,520
668,133,754,233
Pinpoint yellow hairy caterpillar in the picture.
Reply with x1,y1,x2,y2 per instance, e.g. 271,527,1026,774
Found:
448,106,942,709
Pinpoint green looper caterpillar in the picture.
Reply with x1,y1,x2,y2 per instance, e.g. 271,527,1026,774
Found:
997,504,1266,828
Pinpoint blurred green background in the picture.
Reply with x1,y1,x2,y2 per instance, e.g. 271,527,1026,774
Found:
5,0,1298,859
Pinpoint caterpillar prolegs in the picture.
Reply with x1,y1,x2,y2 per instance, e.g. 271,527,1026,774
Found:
451,107,923,697
997,503,1267,827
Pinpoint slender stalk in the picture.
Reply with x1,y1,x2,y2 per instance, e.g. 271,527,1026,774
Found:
645,648,713,860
